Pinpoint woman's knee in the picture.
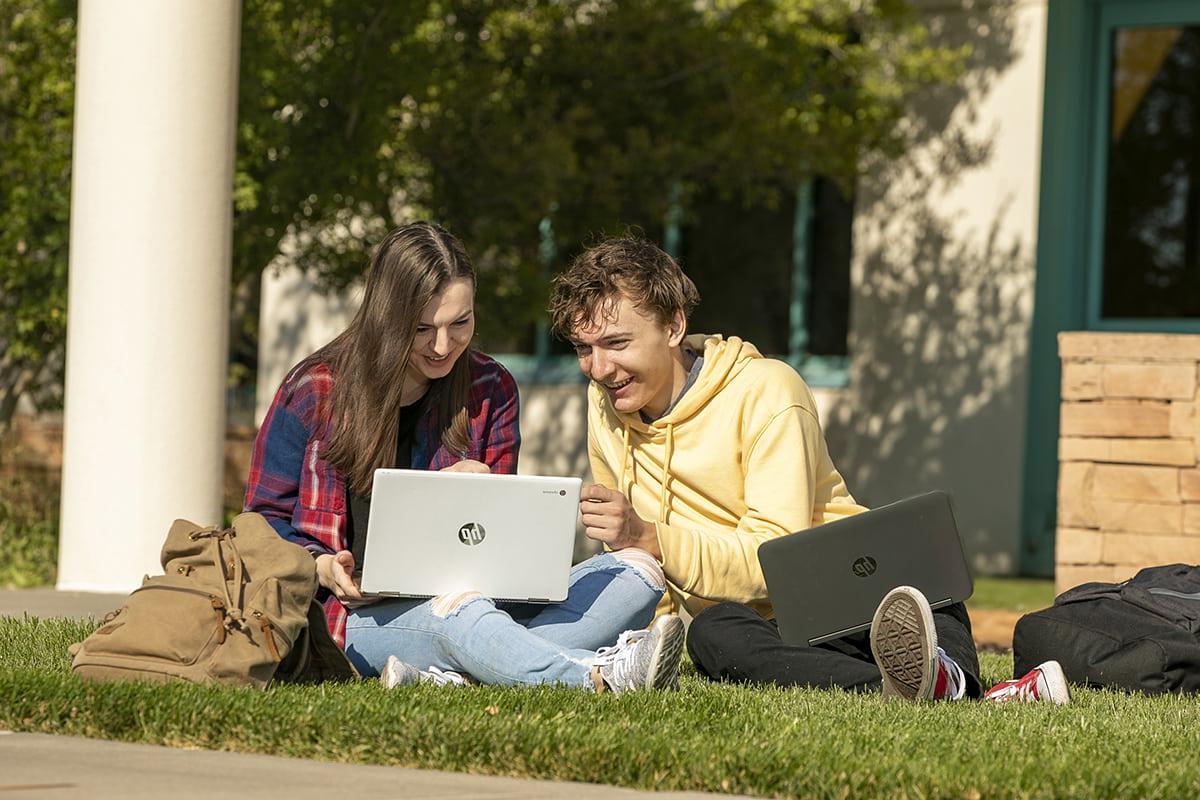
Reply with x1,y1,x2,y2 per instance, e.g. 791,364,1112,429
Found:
609,547,666,592
429,590,489,618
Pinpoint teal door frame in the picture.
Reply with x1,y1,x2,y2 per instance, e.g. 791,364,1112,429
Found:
1020,0,1200,575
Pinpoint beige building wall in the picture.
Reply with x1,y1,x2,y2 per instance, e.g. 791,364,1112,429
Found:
823,0,1048,574
254,265,363,426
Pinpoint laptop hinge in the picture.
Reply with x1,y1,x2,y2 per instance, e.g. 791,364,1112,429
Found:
810,623,869,645
808,597,957,646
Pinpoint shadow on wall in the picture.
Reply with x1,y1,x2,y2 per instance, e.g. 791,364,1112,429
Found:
516,383,598,563
254,262,362,425
823,0,1033,574
517,384,590,478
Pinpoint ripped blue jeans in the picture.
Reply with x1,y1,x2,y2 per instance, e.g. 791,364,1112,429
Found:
343,551,663,688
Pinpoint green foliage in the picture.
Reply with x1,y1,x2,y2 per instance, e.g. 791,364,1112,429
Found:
234,0,966,349
1,1,965,411
0,0,75,424
5,619,1200,799
233,1,432,286
0,473,59,588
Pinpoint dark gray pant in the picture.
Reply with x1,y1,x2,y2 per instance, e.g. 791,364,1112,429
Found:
687,600,983,697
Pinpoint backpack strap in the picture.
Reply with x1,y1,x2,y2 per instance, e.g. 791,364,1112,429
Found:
190,527,250,635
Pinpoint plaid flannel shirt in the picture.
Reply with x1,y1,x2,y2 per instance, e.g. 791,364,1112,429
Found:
243,350,521,647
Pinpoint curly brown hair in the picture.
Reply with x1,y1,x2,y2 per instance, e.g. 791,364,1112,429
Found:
549,238,700,339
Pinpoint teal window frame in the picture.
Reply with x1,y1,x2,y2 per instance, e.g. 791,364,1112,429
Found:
496,180,851,389
1083,0,1200,332
1021,0,1200,575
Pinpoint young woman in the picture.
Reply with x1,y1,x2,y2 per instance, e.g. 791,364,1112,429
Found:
244,222,683,693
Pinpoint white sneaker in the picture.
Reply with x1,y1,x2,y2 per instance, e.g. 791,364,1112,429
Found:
984,660,1071,704
381,655,468,689
593,614,685,694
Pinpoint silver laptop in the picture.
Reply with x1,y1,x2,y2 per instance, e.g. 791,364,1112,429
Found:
757,491,973,646
360,469,582,602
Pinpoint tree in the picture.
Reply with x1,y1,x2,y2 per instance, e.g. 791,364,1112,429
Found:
397,1,964,346
0,0,75,427
234,0,964,348
0,0,964,425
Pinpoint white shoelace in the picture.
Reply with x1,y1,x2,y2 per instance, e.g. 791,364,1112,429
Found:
423,665,468,687
592,628,649,686
988,674,1039,702
936,647,967,700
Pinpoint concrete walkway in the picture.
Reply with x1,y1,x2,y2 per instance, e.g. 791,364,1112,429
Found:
1,589,746,800
0,733,744,800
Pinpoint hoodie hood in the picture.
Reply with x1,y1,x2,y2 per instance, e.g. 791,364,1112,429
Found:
616,334,761,435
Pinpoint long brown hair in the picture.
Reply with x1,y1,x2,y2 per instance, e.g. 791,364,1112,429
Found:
308,222,476,496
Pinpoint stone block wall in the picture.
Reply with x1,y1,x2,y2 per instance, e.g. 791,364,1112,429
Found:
1057,333,1200,593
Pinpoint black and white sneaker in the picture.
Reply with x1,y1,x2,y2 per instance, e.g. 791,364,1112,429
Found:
870,585,966,701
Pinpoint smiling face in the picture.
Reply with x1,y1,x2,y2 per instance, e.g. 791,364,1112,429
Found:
404,277,475,390
570,291,688,418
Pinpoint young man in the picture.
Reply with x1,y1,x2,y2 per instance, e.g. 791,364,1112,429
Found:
548,237,1069,704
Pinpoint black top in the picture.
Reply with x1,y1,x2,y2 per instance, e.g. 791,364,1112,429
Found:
347,395,430,571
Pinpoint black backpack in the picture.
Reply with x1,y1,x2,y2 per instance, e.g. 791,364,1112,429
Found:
1013,564,1200,694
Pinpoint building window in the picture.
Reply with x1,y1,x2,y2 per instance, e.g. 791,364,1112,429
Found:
1089,5,1200,329
501,179,854,387
675,179,852,385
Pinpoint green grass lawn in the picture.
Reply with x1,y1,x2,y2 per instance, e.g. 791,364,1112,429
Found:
968,576,1056,613
4,616,1200,799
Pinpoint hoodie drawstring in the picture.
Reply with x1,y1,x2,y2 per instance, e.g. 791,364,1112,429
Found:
618,420,676,526
659,422,675,524
617,424,632,495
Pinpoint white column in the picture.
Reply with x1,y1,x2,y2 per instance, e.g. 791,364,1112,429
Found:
57,1,242,591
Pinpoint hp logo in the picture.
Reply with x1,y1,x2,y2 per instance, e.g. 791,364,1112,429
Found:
851,556,877,578
458,522,486,546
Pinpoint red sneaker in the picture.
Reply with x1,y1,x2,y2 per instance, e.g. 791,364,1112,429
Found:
984,660,1071,705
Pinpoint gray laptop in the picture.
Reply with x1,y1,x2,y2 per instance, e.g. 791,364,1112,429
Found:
757,491,973,646
360,469,582,602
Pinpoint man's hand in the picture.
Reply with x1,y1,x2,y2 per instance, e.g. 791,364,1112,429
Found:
441,459,490,474
315,550,363,601
580,484,660,558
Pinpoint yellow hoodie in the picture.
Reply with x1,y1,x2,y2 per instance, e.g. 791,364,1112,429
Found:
587,334,866,619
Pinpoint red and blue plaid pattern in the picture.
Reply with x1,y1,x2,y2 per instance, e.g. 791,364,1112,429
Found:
244,350,521,646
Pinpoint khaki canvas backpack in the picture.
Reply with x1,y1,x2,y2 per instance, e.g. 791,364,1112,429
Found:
69,512,357,688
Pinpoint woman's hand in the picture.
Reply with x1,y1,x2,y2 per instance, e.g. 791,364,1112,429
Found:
441,459,490,474
315,550,363,601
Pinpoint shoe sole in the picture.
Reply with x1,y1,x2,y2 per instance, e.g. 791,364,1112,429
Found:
644,615,685,691
870,586,937,701
1039,661,1072,705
